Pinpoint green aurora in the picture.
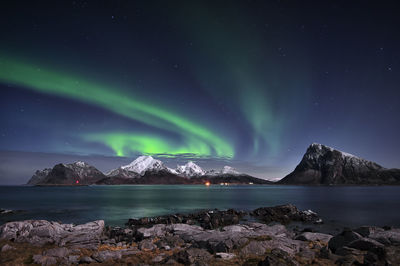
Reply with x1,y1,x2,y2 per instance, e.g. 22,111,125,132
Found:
0,57,234,158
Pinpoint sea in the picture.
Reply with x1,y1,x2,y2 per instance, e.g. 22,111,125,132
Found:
1,185,400,232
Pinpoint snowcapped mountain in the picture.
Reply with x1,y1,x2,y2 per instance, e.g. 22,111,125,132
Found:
221,166,240,175
108,156,242,178
206,166,241,176
121,156,169,176
176,161,205,177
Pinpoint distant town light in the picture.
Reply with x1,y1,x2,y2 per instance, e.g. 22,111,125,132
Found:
205,181,211,186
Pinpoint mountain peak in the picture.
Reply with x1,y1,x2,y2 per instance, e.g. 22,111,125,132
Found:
73,161,88,167
279,143,391,185
122,155,167,175
176,161,205,177
221,166,240,175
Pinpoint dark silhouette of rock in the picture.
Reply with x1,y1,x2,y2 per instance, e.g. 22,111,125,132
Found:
279,143,400,185
328,229,363,253
28,161,106,185
27,168,52,185
252,204,320,224
127,208,247,229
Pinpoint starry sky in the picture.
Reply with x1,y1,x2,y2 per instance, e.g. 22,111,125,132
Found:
1,0,400,184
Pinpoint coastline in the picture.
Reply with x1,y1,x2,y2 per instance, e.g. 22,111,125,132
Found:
1,204,399,265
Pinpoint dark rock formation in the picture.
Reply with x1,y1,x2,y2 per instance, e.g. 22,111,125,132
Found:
279,143,400,185
27,168,52,185
252,204,321,224
127,208,247,229
28,161,106,185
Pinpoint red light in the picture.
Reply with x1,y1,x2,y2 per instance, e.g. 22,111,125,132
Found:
76,180,79,184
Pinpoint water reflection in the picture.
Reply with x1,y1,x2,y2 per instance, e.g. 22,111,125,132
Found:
0,185,399,227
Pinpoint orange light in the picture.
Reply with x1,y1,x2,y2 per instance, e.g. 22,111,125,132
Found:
205,181,211,186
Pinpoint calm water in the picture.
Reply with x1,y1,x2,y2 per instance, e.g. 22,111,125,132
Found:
1,185,400,228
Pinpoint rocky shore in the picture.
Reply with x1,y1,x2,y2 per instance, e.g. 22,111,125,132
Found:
1,204,399,265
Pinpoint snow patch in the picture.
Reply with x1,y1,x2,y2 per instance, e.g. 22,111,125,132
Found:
122,156,168,175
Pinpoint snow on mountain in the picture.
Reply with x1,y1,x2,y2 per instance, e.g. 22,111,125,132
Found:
221,166,240,175
307,143,364,163
176,161,205,177
121,156,168,176
109,155,241,178
206,166,241,176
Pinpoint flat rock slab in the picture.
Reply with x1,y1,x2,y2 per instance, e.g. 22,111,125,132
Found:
0,220,104,248
295,232,333,243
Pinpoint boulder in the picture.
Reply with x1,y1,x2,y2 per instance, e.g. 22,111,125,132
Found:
92,250,122,262
347,237,384,251
216,252,236,259
172,248,212,264
137,224,167,238
295,232,333,243
32,254,58,266
0,220,104,248
1,243,16,252
354,226,399,244
139,239,157,251
43,247,70,257
79,256,95,264
328,230,363,253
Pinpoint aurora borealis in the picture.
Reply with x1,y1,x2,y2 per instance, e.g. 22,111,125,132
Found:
1,1,400,183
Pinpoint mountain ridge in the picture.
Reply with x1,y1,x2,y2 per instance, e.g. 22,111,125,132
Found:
279,143,400,185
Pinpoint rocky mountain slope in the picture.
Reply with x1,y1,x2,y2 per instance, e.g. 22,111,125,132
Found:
279,143,400,185
27,161,106,185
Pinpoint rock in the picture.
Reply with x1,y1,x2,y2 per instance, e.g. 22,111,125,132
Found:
1,243,16,252
334,246,364,256
43,247,70,257
251,204,320,224
137,224,167,238
173,248,212,264
240,237,305,257
128,208,247,229
92,250,122,262
32,254,58,265
216,252,236,259
152,254,165,263
0,219,104,248
79,256,94,264
328,230,363,253
139,239,157,251
0,209,15,214
106,226,136,243
366,227,400,245
347,237,384,251
295,232,333,243
258,249,298,266
67,255,79,264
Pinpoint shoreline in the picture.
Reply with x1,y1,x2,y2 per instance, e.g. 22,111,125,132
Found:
1,204,399,265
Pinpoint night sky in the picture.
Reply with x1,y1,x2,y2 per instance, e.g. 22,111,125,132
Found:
1,1,400,184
